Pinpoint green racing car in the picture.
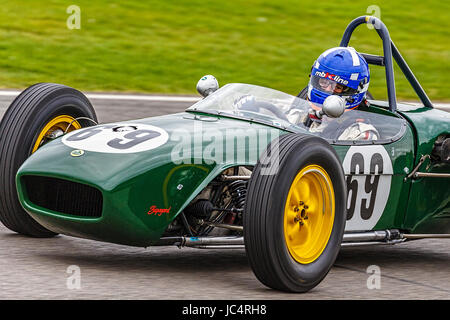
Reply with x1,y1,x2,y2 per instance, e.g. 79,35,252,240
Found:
0,16,449,293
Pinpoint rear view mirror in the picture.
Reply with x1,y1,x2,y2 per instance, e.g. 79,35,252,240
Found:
196,75,219,97
322,95,346,118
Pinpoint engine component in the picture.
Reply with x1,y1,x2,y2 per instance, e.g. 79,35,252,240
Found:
228,180,247,211
432,135,450,163
183,200,214,218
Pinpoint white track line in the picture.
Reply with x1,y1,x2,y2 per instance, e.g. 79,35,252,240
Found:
86,93,201,102
0,90,201,102
0,90,448,109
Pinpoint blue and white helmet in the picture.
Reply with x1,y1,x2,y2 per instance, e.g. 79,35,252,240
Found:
308,47,370,109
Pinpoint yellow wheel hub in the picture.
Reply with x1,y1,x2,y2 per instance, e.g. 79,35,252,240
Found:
284,165,335,264
32,115,81,153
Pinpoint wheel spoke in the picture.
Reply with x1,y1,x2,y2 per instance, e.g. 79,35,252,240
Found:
297,178,310,201
285,209,298,225
287,225,307,246
291,188,301,204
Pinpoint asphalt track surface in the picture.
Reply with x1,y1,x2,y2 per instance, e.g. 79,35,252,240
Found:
0,93,449,300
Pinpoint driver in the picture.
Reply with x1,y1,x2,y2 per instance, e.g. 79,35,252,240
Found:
298,46,379,140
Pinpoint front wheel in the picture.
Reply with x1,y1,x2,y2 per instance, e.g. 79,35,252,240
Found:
0,83,97,237
243,133,346,292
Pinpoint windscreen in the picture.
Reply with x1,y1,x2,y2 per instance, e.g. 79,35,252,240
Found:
187,83,406,143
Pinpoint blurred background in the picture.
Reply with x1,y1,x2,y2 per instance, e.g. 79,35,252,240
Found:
0,0,448,101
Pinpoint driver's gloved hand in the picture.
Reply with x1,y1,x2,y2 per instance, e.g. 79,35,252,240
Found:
233,95,258,112
286,108,304,124
338,121,380,140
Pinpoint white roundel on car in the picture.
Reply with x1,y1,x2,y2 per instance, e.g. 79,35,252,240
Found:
342,145,393,231
62,123,169,153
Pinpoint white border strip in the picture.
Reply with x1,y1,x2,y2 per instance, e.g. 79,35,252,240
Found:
0,90,447,109
86,93,201,102
0,90,201,103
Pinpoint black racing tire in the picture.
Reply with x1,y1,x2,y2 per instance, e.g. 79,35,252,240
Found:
0,83,97,237
243,133,346,292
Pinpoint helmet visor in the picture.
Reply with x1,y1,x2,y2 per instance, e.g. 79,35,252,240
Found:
311,75,358,96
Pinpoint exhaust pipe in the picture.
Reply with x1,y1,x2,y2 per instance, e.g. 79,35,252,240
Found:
155,236,245,249
158,231,399,249
343,230,396,242
182,236,244,249
156,229,449,249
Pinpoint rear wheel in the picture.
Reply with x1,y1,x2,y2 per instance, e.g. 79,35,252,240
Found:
0,83,97,237
243,133,346,292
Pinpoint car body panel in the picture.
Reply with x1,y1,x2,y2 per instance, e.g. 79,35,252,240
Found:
16,112,281,246
370,101,450,233
15,96,450,247
397,103,450,233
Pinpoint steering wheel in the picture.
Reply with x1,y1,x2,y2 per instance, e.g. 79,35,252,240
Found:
240,100,290,122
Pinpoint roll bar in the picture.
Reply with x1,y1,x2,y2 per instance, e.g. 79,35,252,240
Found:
339,16,433,112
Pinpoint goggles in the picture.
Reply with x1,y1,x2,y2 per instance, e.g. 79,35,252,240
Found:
311,75,358,96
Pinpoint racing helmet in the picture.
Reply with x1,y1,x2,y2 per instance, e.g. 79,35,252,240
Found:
307,47,370,109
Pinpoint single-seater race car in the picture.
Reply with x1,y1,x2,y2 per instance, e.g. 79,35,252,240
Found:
0,16,449,293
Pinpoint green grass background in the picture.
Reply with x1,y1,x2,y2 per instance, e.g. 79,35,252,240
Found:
0,0,448,101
